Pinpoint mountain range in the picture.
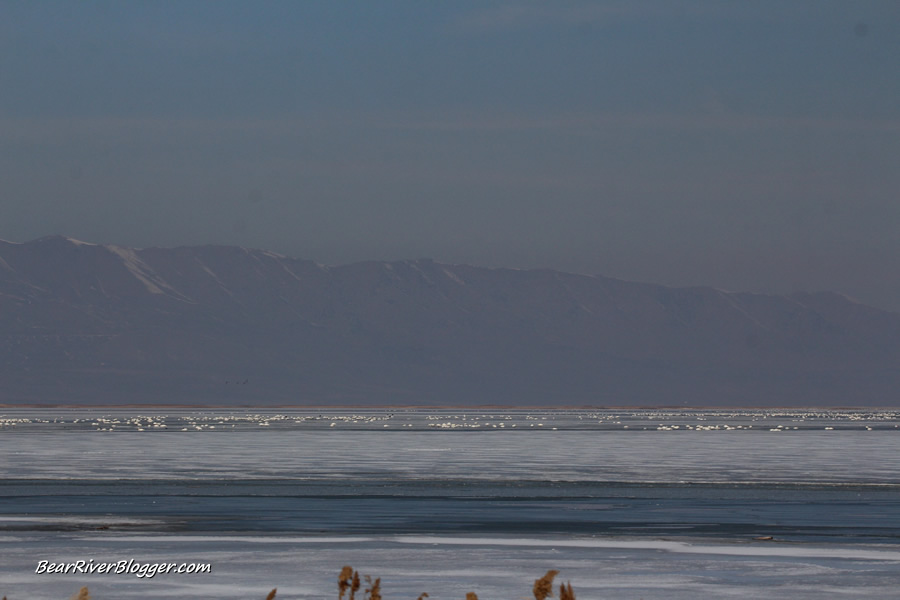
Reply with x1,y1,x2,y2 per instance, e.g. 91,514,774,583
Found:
1,235,898,406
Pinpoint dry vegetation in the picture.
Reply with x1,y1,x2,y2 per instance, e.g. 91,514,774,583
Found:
331,566,574,600
3,567,575,599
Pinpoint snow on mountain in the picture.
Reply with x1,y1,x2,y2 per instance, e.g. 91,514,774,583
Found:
1,237,898,406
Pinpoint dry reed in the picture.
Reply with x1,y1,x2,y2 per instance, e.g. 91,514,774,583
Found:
339,565,362,600
69,587,90,600
339,566,354,600
532,570,559,600
364,575,382,600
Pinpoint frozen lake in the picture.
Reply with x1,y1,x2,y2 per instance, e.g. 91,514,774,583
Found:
1,408,899,599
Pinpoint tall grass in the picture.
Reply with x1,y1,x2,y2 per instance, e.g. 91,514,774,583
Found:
332,567,573,600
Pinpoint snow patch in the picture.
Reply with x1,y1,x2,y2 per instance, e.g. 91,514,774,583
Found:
381,262,402,281
63,237,98,247
106,245,187,299
277,261,305,284
716,290,769,331
193,257,237,298
258,249,286,259
442,268,466,286
409,262,435,285
556,274,594,314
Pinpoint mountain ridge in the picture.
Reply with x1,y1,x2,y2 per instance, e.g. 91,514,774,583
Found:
1,235,898,406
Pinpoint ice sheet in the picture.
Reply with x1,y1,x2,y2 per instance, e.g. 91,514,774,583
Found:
3,534,899,600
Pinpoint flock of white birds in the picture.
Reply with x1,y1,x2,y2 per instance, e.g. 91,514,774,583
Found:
0,409,898,432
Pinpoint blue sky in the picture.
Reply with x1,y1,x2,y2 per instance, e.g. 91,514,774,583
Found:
1,1,899,309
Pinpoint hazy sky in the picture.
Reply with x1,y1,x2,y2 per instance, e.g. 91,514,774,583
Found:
2,1,899,310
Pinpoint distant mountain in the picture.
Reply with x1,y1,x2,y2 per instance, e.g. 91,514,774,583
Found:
1,235,898,406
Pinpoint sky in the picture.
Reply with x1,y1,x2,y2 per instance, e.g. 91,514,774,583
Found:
1,0,899,310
